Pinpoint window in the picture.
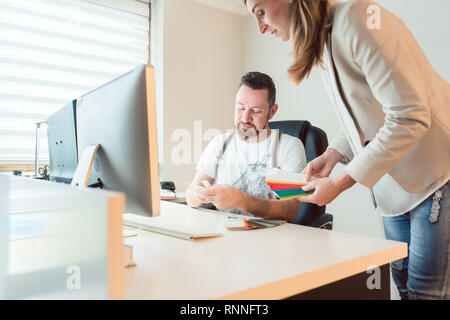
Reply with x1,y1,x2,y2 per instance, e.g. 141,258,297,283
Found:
0,0,151,172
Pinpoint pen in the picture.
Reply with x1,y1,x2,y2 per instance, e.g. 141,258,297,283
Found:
187,180,212,189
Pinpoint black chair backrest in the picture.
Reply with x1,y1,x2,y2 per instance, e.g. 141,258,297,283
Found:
269,120,328,162
269,120,329,226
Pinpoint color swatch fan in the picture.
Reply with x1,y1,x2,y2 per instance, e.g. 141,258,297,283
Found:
259,168,315,199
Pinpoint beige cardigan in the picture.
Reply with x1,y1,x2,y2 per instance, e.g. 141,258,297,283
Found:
321,0,449,203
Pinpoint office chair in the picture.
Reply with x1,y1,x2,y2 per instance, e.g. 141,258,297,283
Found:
269,120,334,230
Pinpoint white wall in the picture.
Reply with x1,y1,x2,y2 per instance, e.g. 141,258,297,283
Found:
376,0,450,81
159,0,246,187
243,0,450,237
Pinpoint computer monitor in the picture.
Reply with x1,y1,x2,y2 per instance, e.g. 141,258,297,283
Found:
76,65,160,217
46,100,78,184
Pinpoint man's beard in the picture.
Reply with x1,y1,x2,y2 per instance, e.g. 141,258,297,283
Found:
236,122,269,141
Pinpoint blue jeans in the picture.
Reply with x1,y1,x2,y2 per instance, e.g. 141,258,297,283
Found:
382,181,449,300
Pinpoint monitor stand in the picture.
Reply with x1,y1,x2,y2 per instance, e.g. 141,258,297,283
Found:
71,144,100,187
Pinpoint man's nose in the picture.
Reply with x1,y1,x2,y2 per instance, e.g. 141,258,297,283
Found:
257,19,267,34
242,109,252,122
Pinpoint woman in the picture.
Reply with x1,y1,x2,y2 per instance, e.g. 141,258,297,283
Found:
244,0,449,299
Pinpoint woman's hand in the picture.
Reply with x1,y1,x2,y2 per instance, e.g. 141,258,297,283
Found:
297,172,356,206
302,148,344,181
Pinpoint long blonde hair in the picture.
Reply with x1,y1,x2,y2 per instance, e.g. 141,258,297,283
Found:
288,0,332,85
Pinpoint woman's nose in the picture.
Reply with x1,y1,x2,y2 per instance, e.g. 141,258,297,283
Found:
257,19,268,34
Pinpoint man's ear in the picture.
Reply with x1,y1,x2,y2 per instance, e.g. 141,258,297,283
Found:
268,103,278,120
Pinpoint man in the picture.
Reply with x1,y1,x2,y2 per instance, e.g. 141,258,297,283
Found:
186,72,306,223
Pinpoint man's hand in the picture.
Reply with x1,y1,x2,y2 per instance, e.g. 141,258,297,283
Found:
297,172,356,206
196,184,249,210
193,184,301,222
186,171,215,208
302,148,344,181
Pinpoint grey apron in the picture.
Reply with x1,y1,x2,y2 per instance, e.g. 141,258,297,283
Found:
214,130,282,216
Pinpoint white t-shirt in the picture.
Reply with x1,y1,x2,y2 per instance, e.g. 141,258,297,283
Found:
196,130,307,216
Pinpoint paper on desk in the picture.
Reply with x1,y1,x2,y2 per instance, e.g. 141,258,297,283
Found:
160,189,176,200
225,215,286,230
225,216,251,230
123,228,138,238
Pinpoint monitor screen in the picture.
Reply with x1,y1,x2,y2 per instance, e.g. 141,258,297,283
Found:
76,65,160,217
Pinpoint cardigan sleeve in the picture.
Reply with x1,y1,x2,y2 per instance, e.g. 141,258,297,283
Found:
328,127,354,165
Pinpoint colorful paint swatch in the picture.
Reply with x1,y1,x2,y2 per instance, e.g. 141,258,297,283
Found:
266,181,313,199
266,181,307,190
268,188,314,199
260,169,315,199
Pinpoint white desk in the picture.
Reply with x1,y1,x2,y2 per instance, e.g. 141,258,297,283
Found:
124,201,407,300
